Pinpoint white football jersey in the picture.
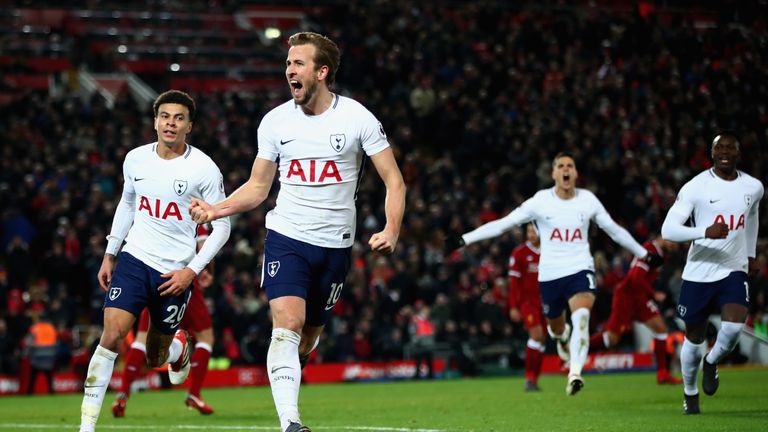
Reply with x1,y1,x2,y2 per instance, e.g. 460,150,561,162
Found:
463,188,647,281
107,143,229,273
662,169,763,282
256,94,390,248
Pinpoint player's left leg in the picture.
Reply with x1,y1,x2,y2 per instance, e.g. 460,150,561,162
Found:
182,287,215,414
644,315,681,384
566,291,594,396
186,327,214,414
703,303,748,395
299,324,323,369
524,323,545,391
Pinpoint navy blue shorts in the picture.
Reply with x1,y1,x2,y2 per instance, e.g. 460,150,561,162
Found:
261,230,351,327
677,271,749,324
539,270,596,319
105,252,192,335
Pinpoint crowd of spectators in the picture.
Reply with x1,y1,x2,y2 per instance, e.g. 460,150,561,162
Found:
1,1,767,379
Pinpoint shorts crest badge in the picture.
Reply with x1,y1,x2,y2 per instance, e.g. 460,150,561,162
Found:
677,305,687,317
267,261,280,277
109,286,122,301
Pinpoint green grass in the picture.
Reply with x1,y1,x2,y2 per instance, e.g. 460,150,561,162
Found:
1,368,767,431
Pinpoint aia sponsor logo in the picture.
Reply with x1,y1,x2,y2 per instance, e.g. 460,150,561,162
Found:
138,196,183,220
286,160,342,183
549,228,584,242
713,214,745,230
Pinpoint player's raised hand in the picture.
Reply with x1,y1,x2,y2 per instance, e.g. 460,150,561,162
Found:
158,267,196,296
704,222,729,239
97,254,116,292
643,252,664,269
369,230,398,254
189,198,214,224
444,233,465,255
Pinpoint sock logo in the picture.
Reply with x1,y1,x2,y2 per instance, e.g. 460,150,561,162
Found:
270,365,292,374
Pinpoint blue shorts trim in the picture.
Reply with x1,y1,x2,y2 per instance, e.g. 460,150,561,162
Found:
261,230,351,326
105,252,192,335
677,272,749,324
539,270,596,319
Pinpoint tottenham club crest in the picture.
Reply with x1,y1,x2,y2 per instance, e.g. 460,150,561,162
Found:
330,134,346,153
745,194,752,207
109,286,122,301
267,261,280,277
174,179,188,196
677,305,687,317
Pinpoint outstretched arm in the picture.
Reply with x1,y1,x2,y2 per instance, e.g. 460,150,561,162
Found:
462,206,532,246
594,212,648,258
368,148,406,254
190,158,277,224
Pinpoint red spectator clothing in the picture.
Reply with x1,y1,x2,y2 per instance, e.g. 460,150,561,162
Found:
508,242,545,331
507,241,541,310
604,240,664,335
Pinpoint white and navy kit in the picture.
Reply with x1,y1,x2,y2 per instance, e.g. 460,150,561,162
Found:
104,143,231,334
257,94,389,324
662,168,763,323
463,187,647,318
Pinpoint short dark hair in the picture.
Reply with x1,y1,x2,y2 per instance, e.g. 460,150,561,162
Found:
552,151,576,168
712,131,740,150
288,32,341,86
153,90,196,121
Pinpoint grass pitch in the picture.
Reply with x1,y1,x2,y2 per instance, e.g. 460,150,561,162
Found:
1,367,766,431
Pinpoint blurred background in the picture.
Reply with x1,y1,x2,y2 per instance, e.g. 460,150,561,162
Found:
1,0,767,391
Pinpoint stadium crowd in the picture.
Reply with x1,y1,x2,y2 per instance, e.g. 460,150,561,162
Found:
1,1,767,380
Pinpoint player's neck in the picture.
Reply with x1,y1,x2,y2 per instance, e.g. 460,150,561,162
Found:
555,186,575,200
300,89,333,116
713,167,737,181
156,142,187,160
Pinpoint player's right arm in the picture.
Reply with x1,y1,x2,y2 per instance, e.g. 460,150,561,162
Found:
460,202,534,247
99,163,137,291
190,157,277,224
662,182,727,242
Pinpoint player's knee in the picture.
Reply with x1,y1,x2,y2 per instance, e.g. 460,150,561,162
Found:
99,327,130,351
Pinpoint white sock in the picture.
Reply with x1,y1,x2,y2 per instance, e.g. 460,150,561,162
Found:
163,337,182,366
681,338,705,396
569,308,590,376
602,331,612,348
526,338,546,352
131,341,147,353
706,321,743,364
79,345,118,432
547,324,568,341
267,328,303,431
196,342,213,353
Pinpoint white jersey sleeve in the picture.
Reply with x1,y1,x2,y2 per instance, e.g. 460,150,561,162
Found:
591,194,647,258
116,143,229,273
256,95,389,248
105,165,137,255
663,169,764,282
461,205,534,245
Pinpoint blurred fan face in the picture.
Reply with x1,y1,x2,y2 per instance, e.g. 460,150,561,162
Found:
526,223,539,246
551,155,578,192
286,43,323,106
711,135,740,176
154,103,192,148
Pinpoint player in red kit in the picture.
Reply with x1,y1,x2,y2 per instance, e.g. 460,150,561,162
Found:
112,224,217,416
589,235,683,385
507,224,544,391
